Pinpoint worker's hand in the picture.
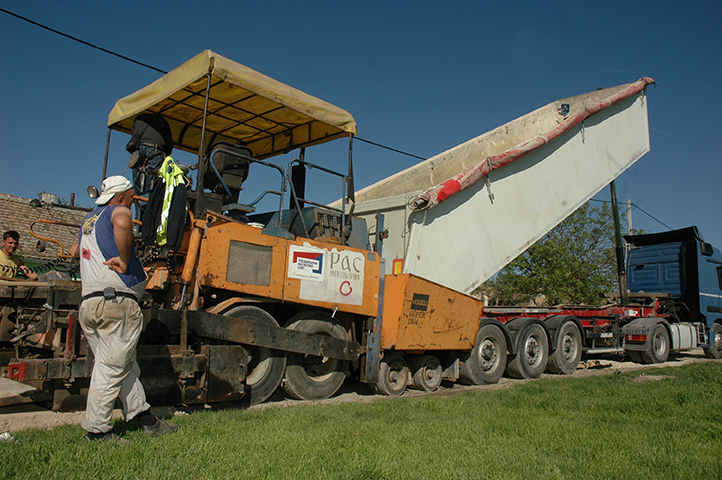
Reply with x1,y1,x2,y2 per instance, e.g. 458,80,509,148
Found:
18,265,39,281
69,243,79,259
104,256,128,274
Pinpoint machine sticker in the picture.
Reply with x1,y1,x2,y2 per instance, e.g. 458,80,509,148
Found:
290,243,365,305
287,245,325,282
411,293,430,311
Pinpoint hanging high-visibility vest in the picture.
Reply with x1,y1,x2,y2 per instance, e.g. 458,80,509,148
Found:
156,156,187,247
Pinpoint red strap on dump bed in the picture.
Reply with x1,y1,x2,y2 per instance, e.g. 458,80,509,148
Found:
411,77,656,211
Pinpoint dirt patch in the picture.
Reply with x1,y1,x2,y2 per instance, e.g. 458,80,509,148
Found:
0,349,716,434
632,374,675,383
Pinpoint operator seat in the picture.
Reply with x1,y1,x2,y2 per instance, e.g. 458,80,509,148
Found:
203,141,252,204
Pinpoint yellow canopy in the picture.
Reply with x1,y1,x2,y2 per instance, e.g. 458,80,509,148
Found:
108,50,357,160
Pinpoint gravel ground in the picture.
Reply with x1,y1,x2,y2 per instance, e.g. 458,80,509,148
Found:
0,349,716,434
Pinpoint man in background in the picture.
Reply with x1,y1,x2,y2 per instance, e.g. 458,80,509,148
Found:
0,230,38,280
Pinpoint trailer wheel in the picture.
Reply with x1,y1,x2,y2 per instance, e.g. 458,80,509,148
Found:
374,354,409,396
641,324,669,364
547,321,582,375
410,355,442,391
282,312,349,400
223,306,287,405
628,350,646,364
506,323,548,379
459,324,507,385
703,324,722,359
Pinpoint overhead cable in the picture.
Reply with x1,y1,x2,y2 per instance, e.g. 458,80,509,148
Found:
0,7,167,74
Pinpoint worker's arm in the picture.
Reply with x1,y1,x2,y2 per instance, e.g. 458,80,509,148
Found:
105,205,134,274
18,261,38,281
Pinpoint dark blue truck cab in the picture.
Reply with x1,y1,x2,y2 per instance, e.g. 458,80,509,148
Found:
624,226,722,360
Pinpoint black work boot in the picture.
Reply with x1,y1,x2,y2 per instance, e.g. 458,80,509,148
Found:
141,417,179,437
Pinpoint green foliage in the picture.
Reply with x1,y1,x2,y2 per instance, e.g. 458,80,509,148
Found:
1,362,722,479
480,202,630,306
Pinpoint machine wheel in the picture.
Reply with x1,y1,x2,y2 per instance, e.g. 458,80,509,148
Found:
546,320,582,375
459,324,507,385
641,324,670,364
223,305,287,405
703,323,722,359
506,323,548,379
373,354,409,396
282,311,349,400
410,355,442,391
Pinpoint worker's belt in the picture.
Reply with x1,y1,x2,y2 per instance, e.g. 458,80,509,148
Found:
82,287,138,303
140,143,164,154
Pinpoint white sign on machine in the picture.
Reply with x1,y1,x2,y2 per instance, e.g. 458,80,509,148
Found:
288,244,365,305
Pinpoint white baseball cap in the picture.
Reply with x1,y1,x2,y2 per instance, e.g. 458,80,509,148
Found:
95,175,134,205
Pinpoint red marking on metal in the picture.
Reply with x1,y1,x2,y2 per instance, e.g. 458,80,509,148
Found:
626,334,648,342
413,77,656,211
339,281,352,296
7,361,27,381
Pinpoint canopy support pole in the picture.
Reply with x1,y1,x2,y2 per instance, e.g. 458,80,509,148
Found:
195,59,214,218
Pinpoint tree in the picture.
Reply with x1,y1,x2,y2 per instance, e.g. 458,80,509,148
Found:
478,202,631,306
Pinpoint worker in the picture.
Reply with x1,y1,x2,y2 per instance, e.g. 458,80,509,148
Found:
74,175,178,443
126,112,174,219
0,231,38,280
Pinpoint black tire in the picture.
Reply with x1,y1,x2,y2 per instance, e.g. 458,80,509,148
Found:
223,305,286,405
374,354,409,396
628,350,646,364
459,324,507,385
641,324,669,364
547,320,582,375
282,311,349,400
506,323,548,379
410,355,442,391
704,323,722,359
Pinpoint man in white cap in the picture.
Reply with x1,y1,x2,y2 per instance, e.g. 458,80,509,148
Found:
74,175,178,443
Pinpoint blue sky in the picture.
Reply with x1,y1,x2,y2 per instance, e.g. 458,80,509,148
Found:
1,1,721,246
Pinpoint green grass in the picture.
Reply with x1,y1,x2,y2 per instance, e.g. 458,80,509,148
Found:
1,362,721,480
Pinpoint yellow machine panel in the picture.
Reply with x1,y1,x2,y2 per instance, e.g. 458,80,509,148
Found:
381,274,482,351
197,217,380,317
198,220,288,300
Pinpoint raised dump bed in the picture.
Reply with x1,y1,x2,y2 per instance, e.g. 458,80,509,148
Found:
352,78,655,294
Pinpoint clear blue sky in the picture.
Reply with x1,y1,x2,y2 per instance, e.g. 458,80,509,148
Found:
1,2,721,245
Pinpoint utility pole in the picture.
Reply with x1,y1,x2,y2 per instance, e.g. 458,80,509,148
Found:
627,199,633,234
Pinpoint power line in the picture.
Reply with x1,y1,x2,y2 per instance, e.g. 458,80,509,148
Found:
355,137,426,160
1,7,168,74
589,198,673,230
3,7,429,162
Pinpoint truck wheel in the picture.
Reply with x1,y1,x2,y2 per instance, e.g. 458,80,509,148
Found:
628,350,646,364
282,312,349,400
459,324,507,385
546,320,582,375
410,355,442,391
641,324,670,364
506,323,548,379
703,324,722,359
223,306,287,405
374,354,409,396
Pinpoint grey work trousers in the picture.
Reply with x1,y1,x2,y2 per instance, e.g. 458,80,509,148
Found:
78,296,150,433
